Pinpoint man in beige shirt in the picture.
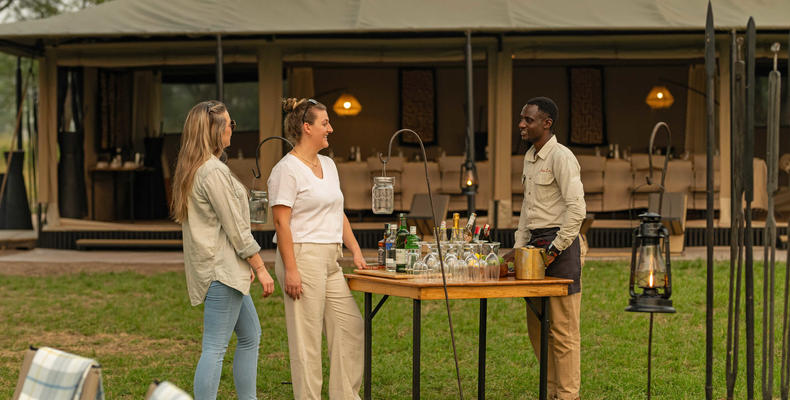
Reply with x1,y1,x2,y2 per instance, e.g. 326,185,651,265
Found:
511,97,585,400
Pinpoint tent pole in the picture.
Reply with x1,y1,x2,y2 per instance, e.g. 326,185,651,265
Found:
704,5,715,399
216,34,224,102
744,17,756,400
464,30,475,217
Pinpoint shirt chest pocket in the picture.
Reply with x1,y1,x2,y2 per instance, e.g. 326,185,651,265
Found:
535,173,558,202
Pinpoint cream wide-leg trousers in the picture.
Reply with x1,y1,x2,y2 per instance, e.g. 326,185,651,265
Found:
275,243,364,400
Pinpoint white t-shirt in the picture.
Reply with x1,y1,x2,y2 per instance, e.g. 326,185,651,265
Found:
268,153,344,244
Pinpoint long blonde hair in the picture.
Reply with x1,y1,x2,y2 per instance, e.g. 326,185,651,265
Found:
170,100,228,223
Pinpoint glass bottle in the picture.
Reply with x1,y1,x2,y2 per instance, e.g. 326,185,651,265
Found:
438,220,448,242
406,226,420,272
385,226,396,272
472,226,481,242
450,213,461,242
480,224,491,242
377,223,390,268
462,212,477,242
372,176,394,215
395,213,409,273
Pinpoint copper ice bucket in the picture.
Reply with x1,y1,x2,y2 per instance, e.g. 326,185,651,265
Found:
515,246,546,280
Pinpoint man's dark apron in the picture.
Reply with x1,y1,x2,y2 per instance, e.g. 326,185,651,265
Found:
527,227,582,295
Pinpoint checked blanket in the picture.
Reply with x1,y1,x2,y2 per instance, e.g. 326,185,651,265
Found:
18,347,104,400
147,381,192,400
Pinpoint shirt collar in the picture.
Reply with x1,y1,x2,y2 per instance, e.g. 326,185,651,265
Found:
526,134,558,162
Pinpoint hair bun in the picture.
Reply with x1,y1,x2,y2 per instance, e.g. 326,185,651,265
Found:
282,98,303,113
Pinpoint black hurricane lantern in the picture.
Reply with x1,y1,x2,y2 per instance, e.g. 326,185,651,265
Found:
460,160,478,196
627,122,677,400
626,211,675,314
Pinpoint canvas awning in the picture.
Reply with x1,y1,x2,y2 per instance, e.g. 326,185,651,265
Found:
0,0,788,55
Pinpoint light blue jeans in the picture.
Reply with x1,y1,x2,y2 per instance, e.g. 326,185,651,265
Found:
194,281,261,400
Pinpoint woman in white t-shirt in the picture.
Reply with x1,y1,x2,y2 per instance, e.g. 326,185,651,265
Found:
268,98,367,400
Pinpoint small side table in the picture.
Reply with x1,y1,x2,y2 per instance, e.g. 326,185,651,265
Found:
89,166,153,222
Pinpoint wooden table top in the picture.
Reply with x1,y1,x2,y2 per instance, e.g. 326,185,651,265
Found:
345,272,572,300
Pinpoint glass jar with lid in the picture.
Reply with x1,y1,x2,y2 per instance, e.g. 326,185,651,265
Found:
371,176,394,214
249,190,269,224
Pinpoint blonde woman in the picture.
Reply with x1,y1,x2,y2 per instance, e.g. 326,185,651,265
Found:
268,98,367,399
171,100,275,400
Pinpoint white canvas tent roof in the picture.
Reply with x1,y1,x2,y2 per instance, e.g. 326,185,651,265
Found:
0,0,787,53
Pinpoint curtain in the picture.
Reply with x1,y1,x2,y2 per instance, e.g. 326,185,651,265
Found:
684,64,707,154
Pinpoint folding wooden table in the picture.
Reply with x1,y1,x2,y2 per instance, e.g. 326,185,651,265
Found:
346,271,573,400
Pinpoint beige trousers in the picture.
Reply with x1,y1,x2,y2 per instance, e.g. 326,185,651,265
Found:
527,292,582,400
275,243,364,400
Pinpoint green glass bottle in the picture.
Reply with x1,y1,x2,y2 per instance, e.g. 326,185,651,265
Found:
406,226,421,270
394,213,409,273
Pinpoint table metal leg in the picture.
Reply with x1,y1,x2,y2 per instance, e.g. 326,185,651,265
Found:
539,297,549,400
413,299,421,400
479,298,487,400
364,292,372,400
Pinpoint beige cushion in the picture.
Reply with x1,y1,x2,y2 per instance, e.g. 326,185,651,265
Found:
337,162,375,211
401,161,440,211
367,156,404,193
691,153,721,191
512,155,524,194
576,155,605,193
602,159,633,211
226,158,264,191
438,155,465,194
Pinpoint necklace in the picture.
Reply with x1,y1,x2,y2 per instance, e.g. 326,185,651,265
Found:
291,151,320,169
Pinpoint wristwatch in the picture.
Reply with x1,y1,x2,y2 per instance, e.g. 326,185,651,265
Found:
546,243,562,258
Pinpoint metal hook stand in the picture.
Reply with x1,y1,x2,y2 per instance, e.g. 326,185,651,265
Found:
251,136,294,179
377,128,464,399
646,122,672,213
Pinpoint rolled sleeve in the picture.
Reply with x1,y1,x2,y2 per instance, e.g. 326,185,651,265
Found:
201,169,261,259
552,155,586,251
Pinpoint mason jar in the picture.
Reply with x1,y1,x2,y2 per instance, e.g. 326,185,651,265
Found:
249,190,269,224
371,176,394,214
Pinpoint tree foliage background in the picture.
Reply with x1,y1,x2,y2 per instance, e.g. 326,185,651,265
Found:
0,0,108,145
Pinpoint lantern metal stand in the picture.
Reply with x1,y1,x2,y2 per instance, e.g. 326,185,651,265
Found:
374,128,464,399
627,122,676,400
249,136,294,224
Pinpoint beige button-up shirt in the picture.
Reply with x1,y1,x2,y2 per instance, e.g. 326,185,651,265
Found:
182,156,261,306
514,135,586,251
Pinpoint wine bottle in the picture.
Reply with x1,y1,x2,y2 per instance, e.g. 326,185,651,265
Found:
463,212,477,242
450,213,461,242
406,226,420,270
395,213,409,273
472,226,481,242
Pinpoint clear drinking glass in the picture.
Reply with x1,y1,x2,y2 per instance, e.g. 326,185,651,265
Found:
423,249,440,283
484,242,501,281
249,190,268,224
443,253,458,282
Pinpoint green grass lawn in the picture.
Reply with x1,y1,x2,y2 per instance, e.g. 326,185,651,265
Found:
0,259,787,399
